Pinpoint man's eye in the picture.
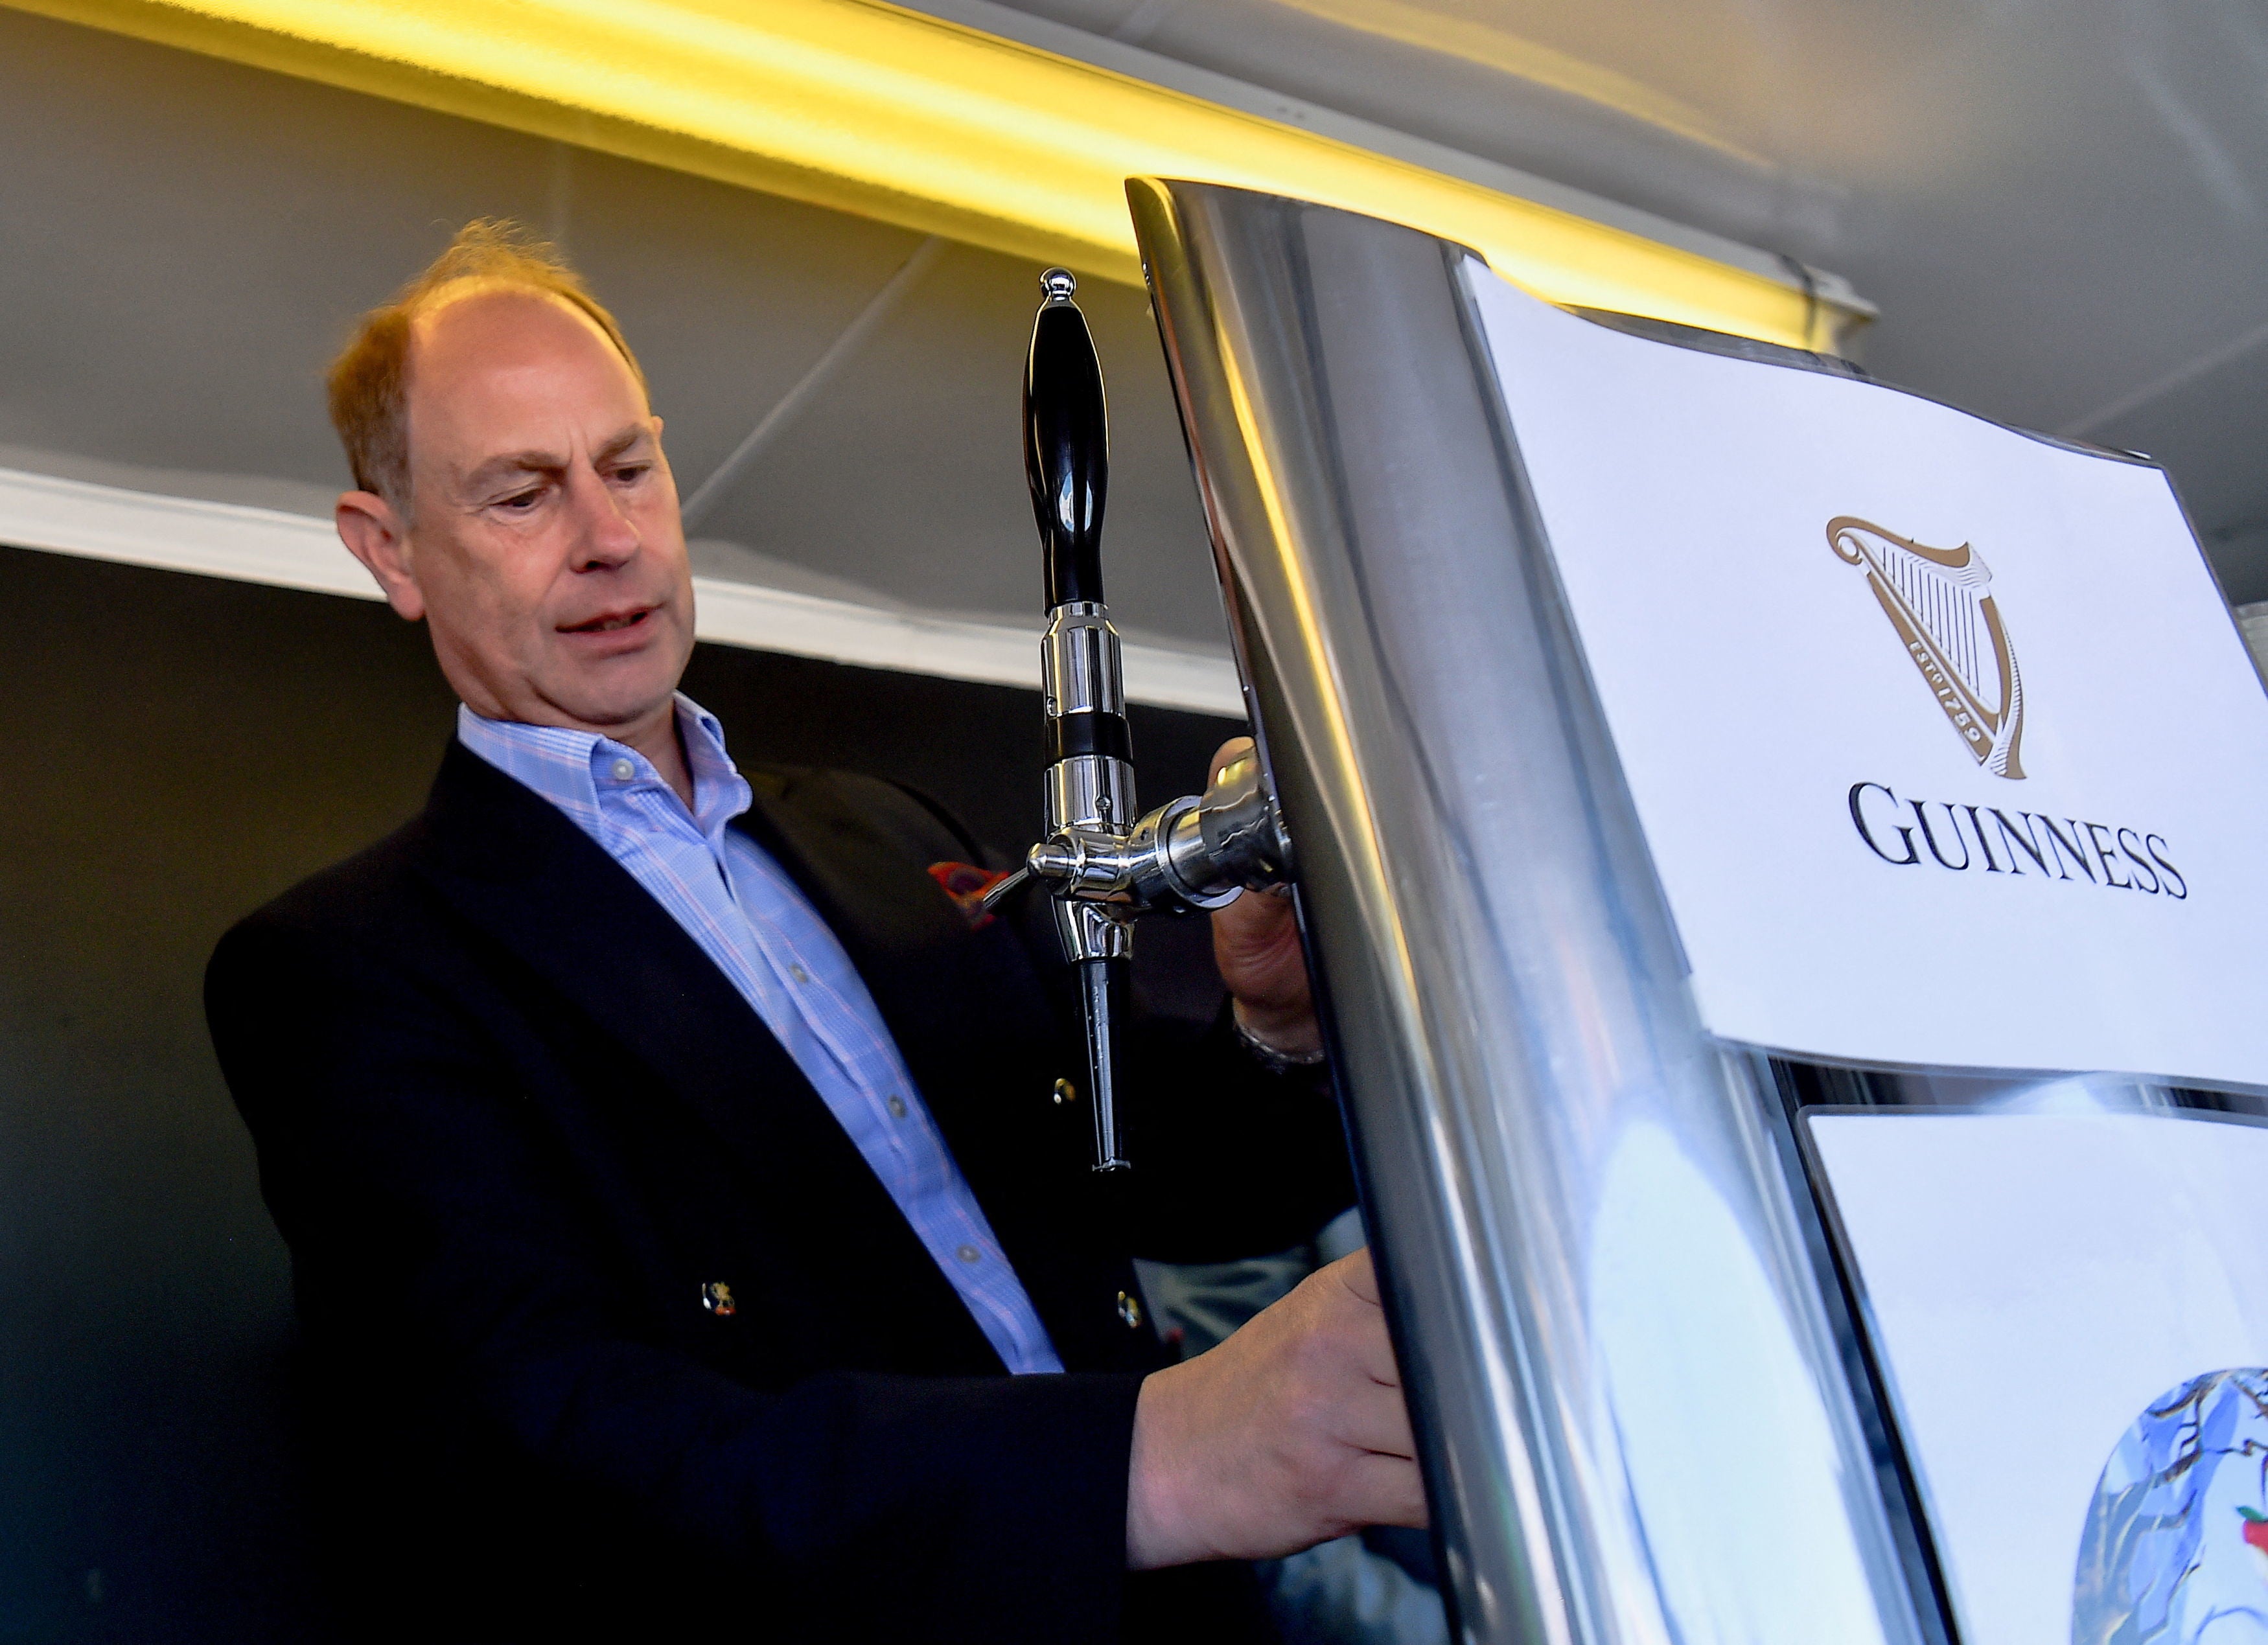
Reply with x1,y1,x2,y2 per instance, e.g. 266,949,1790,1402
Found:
496,489,543,511
611,464,651,485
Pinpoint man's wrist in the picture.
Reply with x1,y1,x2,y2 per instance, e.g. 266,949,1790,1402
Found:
1126,1366,1207,1570
1232,1000,1326,1068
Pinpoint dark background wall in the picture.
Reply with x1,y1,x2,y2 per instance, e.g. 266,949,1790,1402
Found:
0,542,1238,1642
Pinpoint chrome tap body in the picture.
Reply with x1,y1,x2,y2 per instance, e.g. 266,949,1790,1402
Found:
1016,269,1295,1171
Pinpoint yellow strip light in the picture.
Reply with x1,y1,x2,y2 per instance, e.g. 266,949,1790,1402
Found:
11,0,1835,347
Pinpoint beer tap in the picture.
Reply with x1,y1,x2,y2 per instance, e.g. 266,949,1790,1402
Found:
989,269,1297,1171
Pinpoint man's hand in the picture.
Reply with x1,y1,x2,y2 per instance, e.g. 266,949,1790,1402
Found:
1206,737,1323,1060
1125,1248,1426,1568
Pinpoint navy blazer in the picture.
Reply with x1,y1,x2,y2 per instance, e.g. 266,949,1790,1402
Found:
205,739,1355,1642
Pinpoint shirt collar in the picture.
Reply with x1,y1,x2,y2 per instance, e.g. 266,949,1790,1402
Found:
456,693,753,843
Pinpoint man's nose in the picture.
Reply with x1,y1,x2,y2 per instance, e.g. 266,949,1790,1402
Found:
565,463,641,570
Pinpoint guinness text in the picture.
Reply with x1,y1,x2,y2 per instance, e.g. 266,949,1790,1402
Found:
1847,781,2186,898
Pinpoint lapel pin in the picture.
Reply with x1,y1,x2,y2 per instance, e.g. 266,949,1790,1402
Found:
700,1282,737,1318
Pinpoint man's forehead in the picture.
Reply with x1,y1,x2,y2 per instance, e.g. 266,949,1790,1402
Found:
403,286,650,483
410,283,624,377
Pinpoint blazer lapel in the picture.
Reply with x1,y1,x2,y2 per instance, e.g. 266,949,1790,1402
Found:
730,772,1059,1153
407,743,941,1267
728,772,1122,1329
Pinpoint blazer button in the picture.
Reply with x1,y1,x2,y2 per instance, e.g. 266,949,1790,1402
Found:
1053,1078,1078,1106
1116,1290,1143,1329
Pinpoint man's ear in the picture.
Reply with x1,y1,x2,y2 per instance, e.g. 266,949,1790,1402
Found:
336,490,425,621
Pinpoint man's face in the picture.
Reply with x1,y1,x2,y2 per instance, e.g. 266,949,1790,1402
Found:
385,289,694,733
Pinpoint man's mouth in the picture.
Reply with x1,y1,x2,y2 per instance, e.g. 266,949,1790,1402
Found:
563,606,653,635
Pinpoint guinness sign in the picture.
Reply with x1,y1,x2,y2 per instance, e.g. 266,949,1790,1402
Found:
1830,517,2026,778
1466,257,2268,1088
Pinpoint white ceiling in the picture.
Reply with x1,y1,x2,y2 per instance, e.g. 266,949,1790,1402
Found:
0,8,1234,652
2,0,2262,656
953,0,2268,601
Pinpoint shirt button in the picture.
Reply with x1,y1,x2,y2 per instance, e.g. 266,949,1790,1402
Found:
789,964,811,984
608,757,635,781
956,1244,982,1265
887,1095,908,1119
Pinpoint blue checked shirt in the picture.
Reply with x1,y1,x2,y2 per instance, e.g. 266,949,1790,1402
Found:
457,695,1064,1375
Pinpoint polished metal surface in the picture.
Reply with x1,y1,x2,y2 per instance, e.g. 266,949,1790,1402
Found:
1023,744,1293,913
1182,745,1293,896
1130,177,1934,1645
1078,949,1132,1171
1050,897,1131,963
1040,604,1128,719
1151,801,1227,906
1043,755,1135,842
1040,265,1080,307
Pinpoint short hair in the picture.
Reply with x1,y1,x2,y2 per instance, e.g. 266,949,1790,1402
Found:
326,219,647,509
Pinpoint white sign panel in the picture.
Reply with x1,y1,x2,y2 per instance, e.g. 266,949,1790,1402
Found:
1466,267,2268,1088
1808,1109,2268,1645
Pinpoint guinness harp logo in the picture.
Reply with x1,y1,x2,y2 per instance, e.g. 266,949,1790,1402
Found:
1829,516,2026,779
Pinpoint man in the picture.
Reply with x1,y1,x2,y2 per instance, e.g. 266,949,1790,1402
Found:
205,223,1424,1642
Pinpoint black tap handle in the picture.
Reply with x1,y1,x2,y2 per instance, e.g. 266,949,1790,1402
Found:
1024,268,1108,610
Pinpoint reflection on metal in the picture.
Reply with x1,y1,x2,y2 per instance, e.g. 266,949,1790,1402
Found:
1129,177,1934,1645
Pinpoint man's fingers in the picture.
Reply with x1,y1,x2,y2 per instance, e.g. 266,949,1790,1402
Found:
1336,1385,1417,1460
1215,883,1296,939
1293,1250,1400,1389
1325,1246,1382,1307
1131,1239,1429,1565
1338,1451,1431,1530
